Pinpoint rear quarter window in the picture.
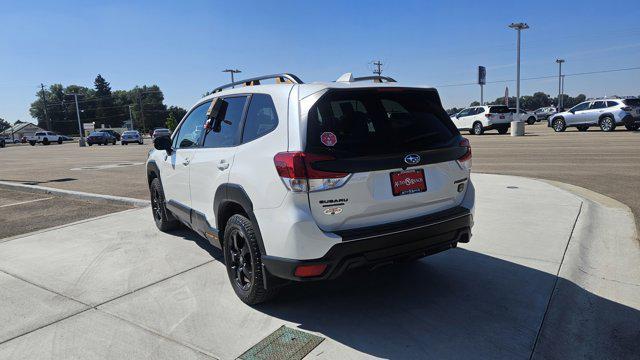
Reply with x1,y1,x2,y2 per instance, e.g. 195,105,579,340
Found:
241,94,278,143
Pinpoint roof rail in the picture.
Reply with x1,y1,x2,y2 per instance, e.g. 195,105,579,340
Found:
211,73,304,93
352,76,397,83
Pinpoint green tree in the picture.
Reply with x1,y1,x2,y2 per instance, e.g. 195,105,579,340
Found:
166,112,177,131
0,118,10,132
469,101,480,106
167,106,187,122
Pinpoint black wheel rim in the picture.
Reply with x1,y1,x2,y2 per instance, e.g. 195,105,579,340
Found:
229,230,253,291
151,187,162,221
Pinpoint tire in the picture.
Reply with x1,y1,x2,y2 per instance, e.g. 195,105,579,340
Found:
472,122,484,135
576,125,589,132
497,126,509,134
0,140,4,148
121,142,126,145
552,118,566,132
526,117,536,125
624,124,639,131
57,138,63,144
223,214,278,305
42,138,50,145
149,178,180,232
29,141,36,146
103,139,108,145
139,141,143,145
112,140,116,145
599,116,616,132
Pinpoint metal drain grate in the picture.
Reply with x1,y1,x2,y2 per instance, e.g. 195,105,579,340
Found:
237,325,324,360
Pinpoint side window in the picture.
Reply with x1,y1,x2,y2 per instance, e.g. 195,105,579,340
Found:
203,96,247,148
457,109,470,117
477,107,485,114
606,101,619,108
242,94,279,143
173,101,210,149
591,101,606,109
571,102,590,112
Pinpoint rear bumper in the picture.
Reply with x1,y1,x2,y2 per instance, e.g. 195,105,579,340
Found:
262,206,472,281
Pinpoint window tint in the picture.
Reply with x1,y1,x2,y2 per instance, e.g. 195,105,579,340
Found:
458,108,471,117
591,101,606,109
571,102,590,112
477,107,485,114
173,101,209,149
242,94,278,143
203,96,247,148
606,101,619,108
488,106,510,113
306,89,457,158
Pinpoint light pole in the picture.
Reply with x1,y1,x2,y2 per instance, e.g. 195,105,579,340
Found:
65,93,86,147
556,59,565,110
509,22,529,136
222,69,242,87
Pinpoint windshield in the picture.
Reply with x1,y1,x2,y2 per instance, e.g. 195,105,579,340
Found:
306,88,458,157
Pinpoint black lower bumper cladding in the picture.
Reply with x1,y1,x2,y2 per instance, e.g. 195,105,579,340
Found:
262,207,472,281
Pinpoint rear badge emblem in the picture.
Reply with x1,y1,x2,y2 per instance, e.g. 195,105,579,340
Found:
323,207,343,215
404,154,420,165
320,132,337,147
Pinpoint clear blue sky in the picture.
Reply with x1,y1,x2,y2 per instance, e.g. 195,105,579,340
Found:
1,0,639,123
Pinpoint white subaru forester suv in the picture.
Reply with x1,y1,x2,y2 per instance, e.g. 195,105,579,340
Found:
147,73,475,304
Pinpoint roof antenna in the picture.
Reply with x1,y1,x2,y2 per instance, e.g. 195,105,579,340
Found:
336,72,353,83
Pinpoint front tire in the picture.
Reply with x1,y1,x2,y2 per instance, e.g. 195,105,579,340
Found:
497,125,509,134
577,125,589,132
472,122,484,135
42,138,50,145
223,214,278,305
57,138,63,144
149,178,179,232
599,116,615,132
526,116,536,125
552,118,566,132
29,141,36,146
625,124,639,131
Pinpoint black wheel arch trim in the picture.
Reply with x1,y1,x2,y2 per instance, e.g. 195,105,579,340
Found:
599,113,615,121
214,183,267,255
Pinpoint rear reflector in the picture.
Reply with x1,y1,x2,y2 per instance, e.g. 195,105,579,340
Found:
294,264,327,277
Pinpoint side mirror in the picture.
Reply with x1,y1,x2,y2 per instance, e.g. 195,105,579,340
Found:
154,136,172,155
206,99,227,133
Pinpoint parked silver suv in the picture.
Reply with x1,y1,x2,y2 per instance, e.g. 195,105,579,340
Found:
549,98,640,132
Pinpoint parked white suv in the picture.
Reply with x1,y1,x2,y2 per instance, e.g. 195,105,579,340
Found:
548,98,640,132
450,105,513,135
146,73,475,304
509,108,537,125
28,131,63,145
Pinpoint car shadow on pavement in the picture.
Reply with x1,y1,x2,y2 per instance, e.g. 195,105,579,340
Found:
172,227,224,261
253,248,639,359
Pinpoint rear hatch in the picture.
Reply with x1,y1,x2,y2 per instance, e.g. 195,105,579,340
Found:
303,88,470,232
622,99,640,116
487,105,512,123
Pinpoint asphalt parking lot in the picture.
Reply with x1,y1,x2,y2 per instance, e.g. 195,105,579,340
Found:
0,188,132,240
469,123,640,226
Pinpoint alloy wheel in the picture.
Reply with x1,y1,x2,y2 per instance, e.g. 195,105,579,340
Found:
601,118,613,132
228,230,254,291
151,187,162,221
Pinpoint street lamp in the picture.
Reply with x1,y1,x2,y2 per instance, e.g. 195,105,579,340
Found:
64,93,86,147
509,22,529,136
556,59,565,110
222,69,242,87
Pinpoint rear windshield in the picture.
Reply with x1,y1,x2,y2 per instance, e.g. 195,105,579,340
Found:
623,99,640,107
489,106,510,113
89,132,102,136
306,89,458,157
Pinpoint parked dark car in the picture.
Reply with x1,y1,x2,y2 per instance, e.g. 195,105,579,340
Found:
98,129,121,141
87,131,116,146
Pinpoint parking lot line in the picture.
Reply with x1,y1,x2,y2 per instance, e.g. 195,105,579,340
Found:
0,197,54,208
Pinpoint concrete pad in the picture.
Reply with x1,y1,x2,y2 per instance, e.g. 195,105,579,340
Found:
0,208,213,306
99,174,584,359
0,310,214,359
0,271,87,344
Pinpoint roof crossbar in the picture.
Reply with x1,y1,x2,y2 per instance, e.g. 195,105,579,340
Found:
353,76,397,83
211,73,304,93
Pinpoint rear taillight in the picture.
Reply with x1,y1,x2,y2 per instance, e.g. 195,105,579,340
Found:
485,113,491,118
274,152,351,192
457,138,472,171
621,106,632,112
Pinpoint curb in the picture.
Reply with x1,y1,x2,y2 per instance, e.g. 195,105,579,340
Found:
0,181,150,208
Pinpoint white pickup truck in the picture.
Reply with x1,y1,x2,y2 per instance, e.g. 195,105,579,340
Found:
28,131,63,146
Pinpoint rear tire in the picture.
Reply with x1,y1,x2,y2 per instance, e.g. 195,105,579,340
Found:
42,138,50,145
599,116,615,132
526,117,536,125
57,138,63,144
625,124,639,131
149,178,180,232
29,141,36,146
121,142,126,145
552,118,566,132
497,126,509,134
577,125,589,132
472,122,484,135
223,214,278,305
